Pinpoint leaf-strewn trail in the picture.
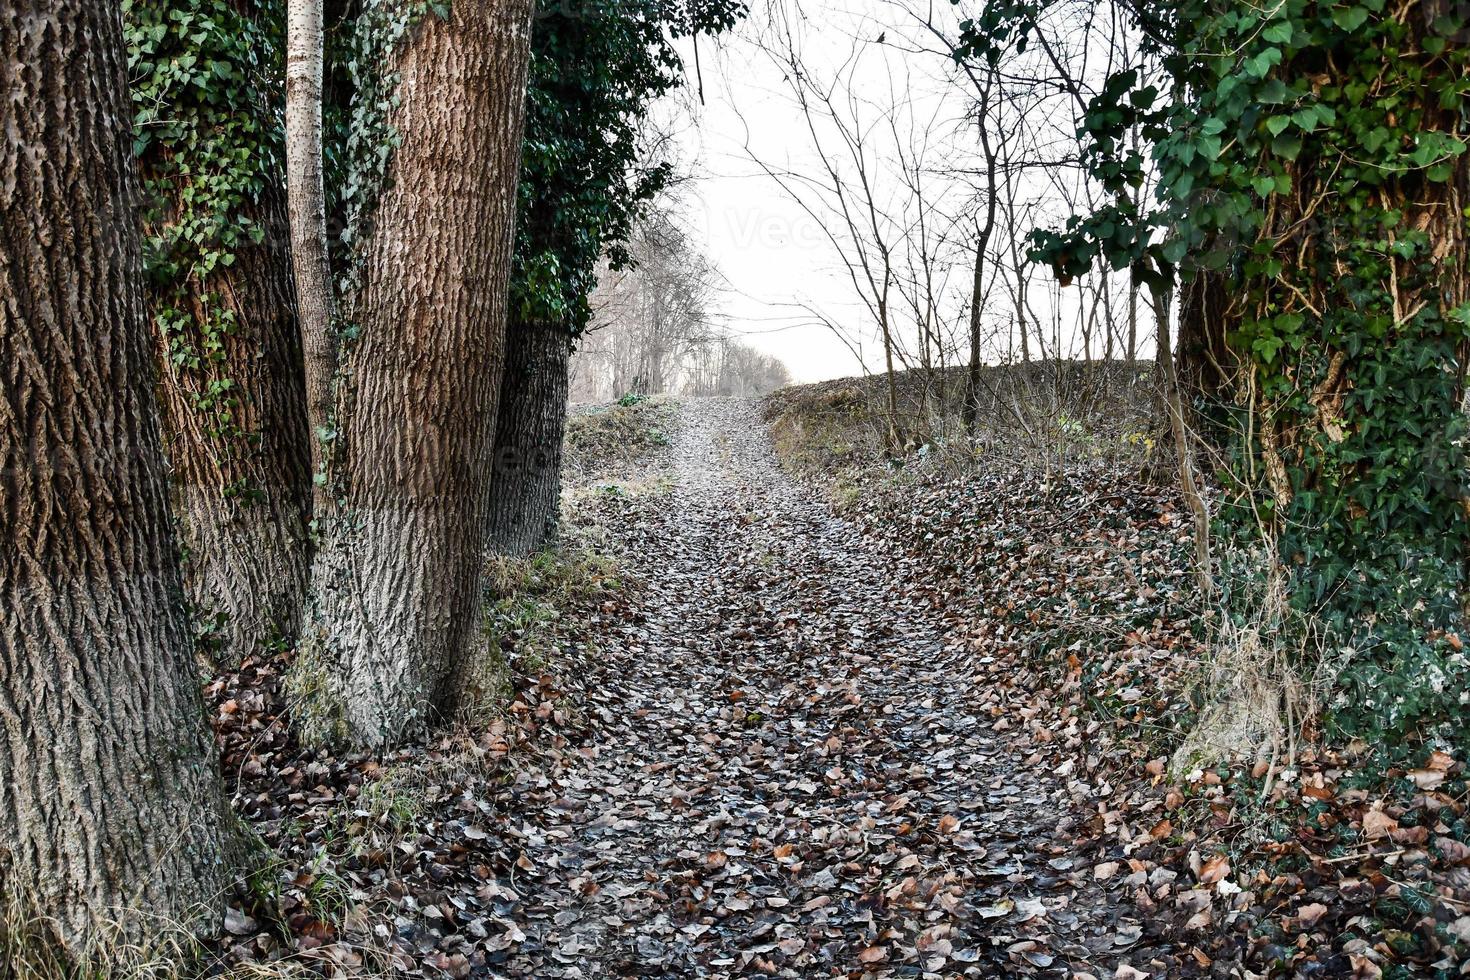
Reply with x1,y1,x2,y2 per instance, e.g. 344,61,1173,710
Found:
493,398,1139,977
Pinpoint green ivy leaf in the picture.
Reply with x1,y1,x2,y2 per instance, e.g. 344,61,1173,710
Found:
1331,5,1370,31
1262,20,1293,44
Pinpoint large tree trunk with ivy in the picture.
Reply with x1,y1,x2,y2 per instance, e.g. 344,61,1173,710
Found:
294,0,534,749
0,0,230,960
130,1,313,660
151,191,312,661
487,319,573,555
1185,3,1470,744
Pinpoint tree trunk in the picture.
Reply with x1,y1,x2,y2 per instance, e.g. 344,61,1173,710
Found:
295,0,534,750
487,319,573,555
285,0,337,509
1126,281,1138,362
956,61,996,432
1150,280,1213,598
0,0,230,960
133,11,313,658
1176,269,1230,400
963,217,992,432
152,189,313,661
878,298,903,449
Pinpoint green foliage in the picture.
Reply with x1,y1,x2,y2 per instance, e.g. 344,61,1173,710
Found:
959,1,1470,748
511,0,745,336
326,0,445,308
124,0,284,468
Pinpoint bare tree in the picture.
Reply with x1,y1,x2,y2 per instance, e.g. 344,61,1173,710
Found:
574,207,730,400
741,18,917,446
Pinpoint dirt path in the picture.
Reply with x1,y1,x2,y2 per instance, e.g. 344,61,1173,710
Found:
498,399,1143,978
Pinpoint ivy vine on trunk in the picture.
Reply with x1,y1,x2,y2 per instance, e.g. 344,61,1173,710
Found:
126,0,313,661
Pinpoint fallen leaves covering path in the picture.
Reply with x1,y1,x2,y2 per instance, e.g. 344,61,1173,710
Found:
492,398,1145,978
207,393,1470,977
763,378,1470,978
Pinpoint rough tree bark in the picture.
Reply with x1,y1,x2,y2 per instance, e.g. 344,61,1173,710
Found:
0,0,230,959
285,0,337,508
295,0,535,749
140,159,313,661
1150,278,1213,598
487,319,573,555
1176,269,1230,400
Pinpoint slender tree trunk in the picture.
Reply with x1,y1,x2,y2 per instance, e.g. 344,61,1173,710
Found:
963,216,992,432
487,319,573,555
133,20,313,658
286,0,337,510
916,316,933,427
877,299,902,448
1011,258,1031,363
295,0,534,750
0,0,229,959
1151,280,1213,598
1126,282,1138,362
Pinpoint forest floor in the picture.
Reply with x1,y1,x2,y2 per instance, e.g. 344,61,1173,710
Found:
480,397,1150,978
211,391,1470,980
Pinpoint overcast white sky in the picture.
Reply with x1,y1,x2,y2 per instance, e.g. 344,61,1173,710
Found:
663,0,1149,385
669,0,960,384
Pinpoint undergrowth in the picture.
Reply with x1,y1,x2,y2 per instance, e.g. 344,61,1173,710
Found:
764,365,1470,973
563,393,677,480
0,899,391,979
457,546,622,728
763,361,1157,494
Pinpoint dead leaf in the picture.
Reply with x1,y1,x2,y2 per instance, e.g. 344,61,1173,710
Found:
1198,854,1230,885
1407,768,1445,790
1294,902,1328,928
1362,805,1397,840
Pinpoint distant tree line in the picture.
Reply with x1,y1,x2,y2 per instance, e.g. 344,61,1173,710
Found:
571,206,792,401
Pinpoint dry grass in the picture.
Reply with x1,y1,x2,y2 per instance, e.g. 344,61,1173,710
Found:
455,545,621,730
563,394,677,484
766,364,1336,787
764,361,1159,478
0,899,393,979
1172,547,1327,783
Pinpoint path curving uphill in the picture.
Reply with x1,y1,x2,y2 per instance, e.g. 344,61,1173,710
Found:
498,397,1143,979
